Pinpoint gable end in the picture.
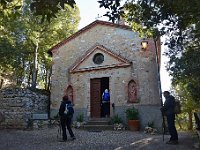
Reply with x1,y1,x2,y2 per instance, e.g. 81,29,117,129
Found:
70,44,131,73
48,20,132,56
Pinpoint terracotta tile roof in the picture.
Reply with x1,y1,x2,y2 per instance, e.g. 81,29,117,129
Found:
47,20,131,56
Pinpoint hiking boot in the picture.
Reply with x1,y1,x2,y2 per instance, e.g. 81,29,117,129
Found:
71,136,76,140
166,140,179,145
59,139,67,142
59,138,67,142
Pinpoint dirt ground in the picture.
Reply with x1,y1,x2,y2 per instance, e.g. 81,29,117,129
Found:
0,127,199,150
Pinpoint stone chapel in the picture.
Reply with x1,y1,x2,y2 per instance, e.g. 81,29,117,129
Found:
48,20,162,130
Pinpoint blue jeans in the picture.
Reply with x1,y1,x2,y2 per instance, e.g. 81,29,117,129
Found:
166,114,178,141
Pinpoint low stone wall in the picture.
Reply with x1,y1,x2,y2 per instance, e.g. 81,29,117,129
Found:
0,88,49,129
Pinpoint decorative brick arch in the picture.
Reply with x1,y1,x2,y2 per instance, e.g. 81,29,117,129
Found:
65,85,74,103
128,80,138,103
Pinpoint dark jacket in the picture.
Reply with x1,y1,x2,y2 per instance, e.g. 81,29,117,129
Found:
59,100,74,118
161,95,175,116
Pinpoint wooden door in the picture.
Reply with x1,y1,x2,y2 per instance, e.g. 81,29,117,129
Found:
90,79,101,118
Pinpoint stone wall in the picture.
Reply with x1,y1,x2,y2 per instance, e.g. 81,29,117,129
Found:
0,88,49,129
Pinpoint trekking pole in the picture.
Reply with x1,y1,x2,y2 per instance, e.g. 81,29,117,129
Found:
154,39,165,142
59,120,62,139
56,113,62,140
161,112,165,141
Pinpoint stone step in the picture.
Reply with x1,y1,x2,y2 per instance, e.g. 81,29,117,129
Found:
82,124,113,131
80,118,113,131
86,120,110,125
88,118,110,121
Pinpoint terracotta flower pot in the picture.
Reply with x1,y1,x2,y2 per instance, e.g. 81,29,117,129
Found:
128,120,140,131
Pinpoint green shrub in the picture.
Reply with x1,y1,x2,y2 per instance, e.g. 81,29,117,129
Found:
76,113,84,122
111,114,122,124
147,121,155,128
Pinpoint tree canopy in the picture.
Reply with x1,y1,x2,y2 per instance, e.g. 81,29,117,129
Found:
0,0,76,22
0,0,80,89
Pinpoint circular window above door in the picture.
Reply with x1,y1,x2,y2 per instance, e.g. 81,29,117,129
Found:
93,53,104,64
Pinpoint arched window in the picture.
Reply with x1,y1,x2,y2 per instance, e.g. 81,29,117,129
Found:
128,80,138,103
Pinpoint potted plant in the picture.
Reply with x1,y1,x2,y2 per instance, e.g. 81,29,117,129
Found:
126,106,140,131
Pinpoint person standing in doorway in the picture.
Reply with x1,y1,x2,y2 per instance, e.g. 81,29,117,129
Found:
102,89,110,117
59,95,76,142
161,91,178,145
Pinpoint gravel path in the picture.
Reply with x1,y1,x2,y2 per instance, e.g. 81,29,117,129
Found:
0,127,198,150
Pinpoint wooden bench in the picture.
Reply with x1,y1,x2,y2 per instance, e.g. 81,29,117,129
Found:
194,112,200,138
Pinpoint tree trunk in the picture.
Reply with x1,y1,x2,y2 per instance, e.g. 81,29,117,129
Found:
27,61,32,88
0,79,3,89
31,43,38,89
47,66,52,91
188,111,193,130
44,68,48,90
176,116,183,130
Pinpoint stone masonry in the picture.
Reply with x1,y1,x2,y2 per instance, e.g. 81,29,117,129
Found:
0,88,49,129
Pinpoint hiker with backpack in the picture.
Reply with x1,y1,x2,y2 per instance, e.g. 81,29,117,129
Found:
102,89,110,117
161,91,178,145
59,95,76,142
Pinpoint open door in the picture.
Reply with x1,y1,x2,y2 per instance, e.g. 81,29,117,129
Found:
90,79,101,118
90,77,109,118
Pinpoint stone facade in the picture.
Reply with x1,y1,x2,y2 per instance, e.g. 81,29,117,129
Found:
49,20,162,131
0,88,49,129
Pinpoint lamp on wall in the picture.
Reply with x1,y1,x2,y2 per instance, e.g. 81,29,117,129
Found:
141,39,148,50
